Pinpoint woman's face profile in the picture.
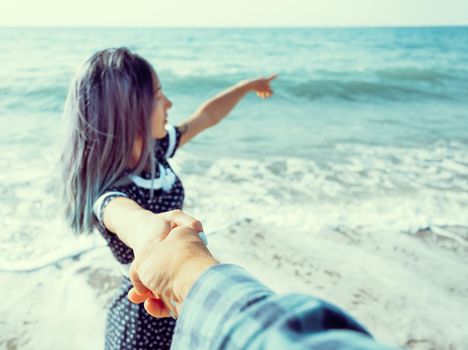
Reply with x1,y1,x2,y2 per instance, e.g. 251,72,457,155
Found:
151,74,173,139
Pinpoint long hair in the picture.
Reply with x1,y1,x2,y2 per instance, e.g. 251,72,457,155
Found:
61,48,156,234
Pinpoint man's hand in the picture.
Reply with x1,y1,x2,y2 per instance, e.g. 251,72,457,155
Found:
128,222,217,319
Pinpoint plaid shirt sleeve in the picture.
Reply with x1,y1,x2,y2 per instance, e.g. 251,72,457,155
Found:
171,264,396,350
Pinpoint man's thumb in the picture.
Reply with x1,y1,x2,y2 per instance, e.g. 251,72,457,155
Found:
129,260,151,295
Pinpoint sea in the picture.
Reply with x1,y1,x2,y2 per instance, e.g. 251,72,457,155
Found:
0,27,467,349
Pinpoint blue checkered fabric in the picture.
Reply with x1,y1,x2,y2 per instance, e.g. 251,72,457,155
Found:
171,264,396,350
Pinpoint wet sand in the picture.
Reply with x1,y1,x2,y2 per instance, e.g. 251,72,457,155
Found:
1,221,468,349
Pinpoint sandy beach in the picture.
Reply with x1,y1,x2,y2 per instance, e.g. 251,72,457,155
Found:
2,218,467,350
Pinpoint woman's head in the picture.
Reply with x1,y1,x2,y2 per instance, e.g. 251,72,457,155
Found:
151,74,173,139
61,47,166,234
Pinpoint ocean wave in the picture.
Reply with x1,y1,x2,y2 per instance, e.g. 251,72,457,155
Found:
280,65,467,101
285,78,446,101
374,67,451,82
1,65,465,110
174,141,468,233
161,68,466,102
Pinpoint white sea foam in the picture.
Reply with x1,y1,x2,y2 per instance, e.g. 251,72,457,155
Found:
174,142,468,236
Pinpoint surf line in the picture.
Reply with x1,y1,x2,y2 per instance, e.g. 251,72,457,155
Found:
0,243,106,273
0,220,242,273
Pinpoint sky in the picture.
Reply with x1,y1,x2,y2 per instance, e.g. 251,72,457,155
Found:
1,0,467,27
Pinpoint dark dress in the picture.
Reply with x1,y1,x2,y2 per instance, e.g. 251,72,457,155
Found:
96,125,184,350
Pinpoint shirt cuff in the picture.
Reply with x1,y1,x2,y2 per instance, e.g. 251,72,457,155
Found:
171,264,274,349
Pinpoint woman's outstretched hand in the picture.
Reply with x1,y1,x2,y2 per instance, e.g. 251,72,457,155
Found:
247,74,278,99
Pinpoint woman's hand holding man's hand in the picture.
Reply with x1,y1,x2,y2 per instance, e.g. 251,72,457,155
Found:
128,210,216,319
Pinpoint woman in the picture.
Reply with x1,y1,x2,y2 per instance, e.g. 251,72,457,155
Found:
60,47,275,349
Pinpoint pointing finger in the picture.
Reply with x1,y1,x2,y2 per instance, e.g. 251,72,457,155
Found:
267,74,278,81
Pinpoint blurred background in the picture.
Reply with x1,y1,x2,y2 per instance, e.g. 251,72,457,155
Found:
1,1,467,349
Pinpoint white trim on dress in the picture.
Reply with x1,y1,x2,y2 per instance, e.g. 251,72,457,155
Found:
164,124,176,159
93,191,128,224
129,163,176,192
